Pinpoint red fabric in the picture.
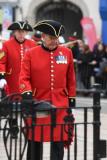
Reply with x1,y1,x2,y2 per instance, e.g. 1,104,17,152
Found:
68,36,77,41
0,37,36,94
20,45,76,98
19,45,76,142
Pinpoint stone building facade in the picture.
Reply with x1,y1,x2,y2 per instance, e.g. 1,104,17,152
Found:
0,0,101,40
16,0,101,38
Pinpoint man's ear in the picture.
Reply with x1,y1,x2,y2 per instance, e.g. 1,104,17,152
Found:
41,33,45,38
41,33,45,41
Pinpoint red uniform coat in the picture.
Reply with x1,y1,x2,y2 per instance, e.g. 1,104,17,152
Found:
19,45,76,142
0,37,35,94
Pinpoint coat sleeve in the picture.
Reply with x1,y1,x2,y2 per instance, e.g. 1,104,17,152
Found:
0,43,7,75
19,51,32,94
66,49,76,98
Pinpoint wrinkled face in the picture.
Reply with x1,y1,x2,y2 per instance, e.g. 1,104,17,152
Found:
14,30,28,43
42,33,59,50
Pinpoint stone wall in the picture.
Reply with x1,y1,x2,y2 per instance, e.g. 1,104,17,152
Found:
16,0,101,37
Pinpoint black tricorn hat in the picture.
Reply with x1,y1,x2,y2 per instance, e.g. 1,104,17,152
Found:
33,20,65,37
8,21,33,31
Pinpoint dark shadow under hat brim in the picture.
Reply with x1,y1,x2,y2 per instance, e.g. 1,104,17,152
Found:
8,21,33,31
33,20,65,37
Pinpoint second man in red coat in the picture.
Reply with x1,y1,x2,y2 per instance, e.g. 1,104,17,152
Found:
0,21,36,138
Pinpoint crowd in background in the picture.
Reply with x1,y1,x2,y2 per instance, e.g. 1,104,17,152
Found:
71,38,107,96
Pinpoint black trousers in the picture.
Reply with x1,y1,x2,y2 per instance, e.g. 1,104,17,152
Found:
27,140,64,160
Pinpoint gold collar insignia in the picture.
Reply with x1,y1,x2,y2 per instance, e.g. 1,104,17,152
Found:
0,52,5,59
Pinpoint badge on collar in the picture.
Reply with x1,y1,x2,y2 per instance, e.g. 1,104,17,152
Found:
0,52,5,59
55,55,67,64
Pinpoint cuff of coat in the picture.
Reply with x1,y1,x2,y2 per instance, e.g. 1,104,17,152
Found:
0,73,5,79
69,97,76,108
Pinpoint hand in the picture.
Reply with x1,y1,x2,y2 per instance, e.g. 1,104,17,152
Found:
22,92,32,100
21,92,33,115
21,91,33,105
0,79,7,89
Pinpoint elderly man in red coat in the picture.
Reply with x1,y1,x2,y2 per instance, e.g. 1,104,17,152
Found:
19,20,76,160
0,21,36,138
0,21,36,94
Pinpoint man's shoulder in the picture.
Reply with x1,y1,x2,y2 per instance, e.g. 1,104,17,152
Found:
24,38,36,46
28,45,41,52
25,38,35,43
3,37,16,46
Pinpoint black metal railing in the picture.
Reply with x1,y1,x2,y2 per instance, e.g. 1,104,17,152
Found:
0,86,106,160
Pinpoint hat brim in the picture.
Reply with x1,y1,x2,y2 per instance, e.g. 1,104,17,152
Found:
8,22,33,31
33,20,65,37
